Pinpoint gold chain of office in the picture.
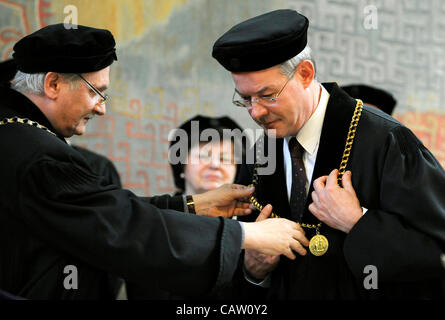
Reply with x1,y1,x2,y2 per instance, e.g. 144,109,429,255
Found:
248,99,363,256
0,116,56,136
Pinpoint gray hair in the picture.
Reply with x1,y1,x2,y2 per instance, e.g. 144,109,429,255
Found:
279,46,316,78
11,71,81,95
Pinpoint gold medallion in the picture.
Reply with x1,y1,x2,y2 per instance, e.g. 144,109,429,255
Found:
309,234,329,256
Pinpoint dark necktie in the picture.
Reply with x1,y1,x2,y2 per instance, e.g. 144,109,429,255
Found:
288,137,307,222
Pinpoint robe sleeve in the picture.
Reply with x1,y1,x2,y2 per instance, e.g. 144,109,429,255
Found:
71,145,123,188
16,156,242,296
139,194,185,211
101,160,122,189
344,126,445,283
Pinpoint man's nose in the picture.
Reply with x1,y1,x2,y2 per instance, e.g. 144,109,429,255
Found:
249,101,268,121
94,102,106,116
209,155,221,168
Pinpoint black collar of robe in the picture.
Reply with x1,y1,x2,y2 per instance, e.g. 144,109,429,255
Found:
0,84,67,143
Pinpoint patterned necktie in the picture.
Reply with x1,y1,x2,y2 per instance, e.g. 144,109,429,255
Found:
288,137,307,221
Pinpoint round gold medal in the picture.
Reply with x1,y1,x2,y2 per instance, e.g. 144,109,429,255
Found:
309,234,329,256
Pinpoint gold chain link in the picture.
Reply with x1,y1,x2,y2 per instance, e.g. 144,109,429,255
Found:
0,117,57,136
337,99,363,183
248,99,363,230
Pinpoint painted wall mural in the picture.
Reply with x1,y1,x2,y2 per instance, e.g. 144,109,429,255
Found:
1,0,444,197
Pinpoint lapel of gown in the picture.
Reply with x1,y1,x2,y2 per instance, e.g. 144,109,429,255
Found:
255,137,292,220
302,82,357,225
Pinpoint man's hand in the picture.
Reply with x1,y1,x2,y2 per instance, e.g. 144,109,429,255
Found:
244,205,281,279
192,184,254,218
309,169,362,233
245,252,280,280
242,204,309,260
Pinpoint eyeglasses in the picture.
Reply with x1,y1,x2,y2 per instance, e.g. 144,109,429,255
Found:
198,150,234,164
77,74,108,106
188,146,236,165
232,71,295,109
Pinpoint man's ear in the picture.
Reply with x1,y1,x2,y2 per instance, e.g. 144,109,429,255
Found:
43,72,62,99
295,60,315,89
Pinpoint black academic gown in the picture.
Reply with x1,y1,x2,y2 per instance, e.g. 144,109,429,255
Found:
70,145,124,298
126,191,234,300
0,85,242,299
71,145,122,189
235,83,445,299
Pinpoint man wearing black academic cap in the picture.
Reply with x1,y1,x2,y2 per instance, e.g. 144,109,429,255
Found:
0,23,306,299
212,9,445,299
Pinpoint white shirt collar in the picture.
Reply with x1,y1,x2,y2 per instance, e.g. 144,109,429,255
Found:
285,84,329,155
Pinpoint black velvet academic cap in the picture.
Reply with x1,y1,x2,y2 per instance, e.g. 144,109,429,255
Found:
341,84,397,115
212,9,309,72
11,23,117,74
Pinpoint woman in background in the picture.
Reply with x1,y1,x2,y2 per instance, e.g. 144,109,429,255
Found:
170,115,247,197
